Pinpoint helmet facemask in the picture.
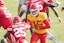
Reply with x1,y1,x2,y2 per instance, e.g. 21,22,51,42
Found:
30,3,39,16
30,9,39,16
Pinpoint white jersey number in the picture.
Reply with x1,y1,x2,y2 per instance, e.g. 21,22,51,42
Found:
36,1,43,10
3,7,12,18
13,27,26,38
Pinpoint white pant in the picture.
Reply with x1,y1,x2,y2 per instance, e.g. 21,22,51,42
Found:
22,5,27,13
19,0,28,4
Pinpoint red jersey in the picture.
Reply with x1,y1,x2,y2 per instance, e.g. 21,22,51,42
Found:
27,0,45,12
43,0,53,12
27,0,53,12
7,22,30,43
0,6,13,29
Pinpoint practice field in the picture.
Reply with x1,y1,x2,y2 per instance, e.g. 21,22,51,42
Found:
0,0,64,43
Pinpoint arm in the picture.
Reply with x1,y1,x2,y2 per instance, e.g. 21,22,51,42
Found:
4,31,11,38
44,1,61,7
18,4,28,18
18,4,24,17
44,1,56,7
4,24,12,38
50,7,59,17
39,19,50,29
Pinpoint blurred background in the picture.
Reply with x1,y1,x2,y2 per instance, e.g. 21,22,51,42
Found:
0,0,64,43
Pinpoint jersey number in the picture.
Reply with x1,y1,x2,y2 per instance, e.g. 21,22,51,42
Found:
13,27,26,38
33,20,42,26
3,8,12,18
36,1,43,10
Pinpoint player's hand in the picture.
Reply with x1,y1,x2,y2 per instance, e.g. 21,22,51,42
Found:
25,23,31,29
35,25,39,29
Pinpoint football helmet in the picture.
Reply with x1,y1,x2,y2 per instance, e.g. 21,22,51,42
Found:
0,0,4,6
13,16,21,23
30,3,39,16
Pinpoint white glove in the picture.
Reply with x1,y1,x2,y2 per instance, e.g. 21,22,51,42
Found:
25,23,31,29
55,2,61,7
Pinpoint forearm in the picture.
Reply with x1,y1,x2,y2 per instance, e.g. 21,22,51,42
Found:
44,2,56,7
39,19,50,29
4,31,11,38
51,7,59,17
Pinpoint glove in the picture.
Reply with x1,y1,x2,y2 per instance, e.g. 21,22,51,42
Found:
55,2,61,7
25,23,31,29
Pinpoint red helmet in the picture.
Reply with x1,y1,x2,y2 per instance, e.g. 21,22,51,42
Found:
13,16,21,23
30,3,38,11
0,0,4,6
30,3,39,16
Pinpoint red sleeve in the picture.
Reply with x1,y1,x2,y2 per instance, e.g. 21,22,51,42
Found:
39,19,50,29
40,0,45,4
0,8,3,17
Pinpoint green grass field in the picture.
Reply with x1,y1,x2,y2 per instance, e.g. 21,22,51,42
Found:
0,0,64,43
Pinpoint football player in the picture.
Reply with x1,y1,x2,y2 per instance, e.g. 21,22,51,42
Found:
6,16,31,43
0,0,13,43
27,3,50,43
18,0,57,19
0,0,13,29
22,0,57,35
26,0,58,12
18,0,58,43
18,0,28,17
27,0,61,22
